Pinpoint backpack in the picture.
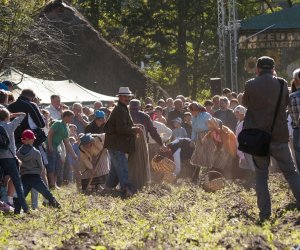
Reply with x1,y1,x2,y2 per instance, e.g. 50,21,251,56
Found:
0,125,9,151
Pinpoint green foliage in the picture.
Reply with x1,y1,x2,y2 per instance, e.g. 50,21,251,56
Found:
72,0,219,98
0,0,71,78
0,0,43,68
72,0,299,98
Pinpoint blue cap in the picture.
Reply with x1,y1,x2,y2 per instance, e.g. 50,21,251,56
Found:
0,83,9,91
80,133,94,145
95,110,105,119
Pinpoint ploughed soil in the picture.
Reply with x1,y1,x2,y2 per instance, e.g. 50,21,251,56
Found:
1,175,300,249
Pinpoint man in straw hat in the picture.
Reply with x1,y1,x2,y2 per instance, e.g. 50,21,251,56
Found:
103,87,143,197
243,56,300,221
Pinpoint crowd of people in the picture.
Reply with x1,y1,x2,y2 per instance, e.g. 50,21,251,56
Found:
0,56,300,222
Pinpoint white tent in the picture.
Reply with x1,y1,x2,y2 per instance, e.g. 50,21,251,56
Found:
0,68,117,104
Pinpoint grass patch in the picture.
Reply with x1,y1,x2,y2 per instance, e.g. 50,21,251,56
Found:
0,174,300,249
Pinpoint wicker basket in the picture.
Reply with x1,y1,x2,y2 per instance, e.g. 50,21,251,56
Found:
162,172,176,183
202,171,226,192
151,154,175,174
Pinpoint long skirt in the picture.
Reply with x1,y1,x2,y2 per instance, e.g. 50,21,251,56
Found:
190,132,215,168
211,148,236,179
81,149,110,190
128,129,150,191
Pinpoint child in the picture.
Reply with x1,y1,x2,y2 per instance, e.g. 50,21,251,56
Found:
69,137,81,190
0,108,28,214
15,129,60,213
154,106,167,124
171,117,188,140
182,112,192,138
85,110,106,134
69,124,78,140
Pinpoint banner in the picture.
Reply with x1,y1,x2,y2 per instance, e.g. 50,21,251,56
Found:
239,31,300,49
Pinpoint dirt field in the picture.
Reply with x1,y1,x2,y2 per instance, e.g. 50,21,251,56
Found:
1,174,300,249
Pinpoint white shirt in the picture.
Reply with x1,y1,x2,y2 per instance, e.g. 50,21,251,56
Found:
149,121,172,144
46,105,61,120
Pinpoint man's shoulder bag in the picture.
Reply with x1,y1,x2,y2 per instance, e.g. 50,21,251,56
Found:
238,79,284,156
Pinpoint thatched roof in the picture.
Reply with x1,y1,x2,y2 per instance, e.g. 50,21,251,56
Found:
41,0,167,98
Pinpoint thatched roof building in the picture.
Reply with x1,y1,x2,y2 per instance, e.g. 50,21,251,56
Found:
41,0,166,98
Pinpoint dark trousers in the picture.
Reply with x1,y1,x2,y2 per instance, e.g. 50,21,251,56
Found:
253,142,300,219
293,128,300,173
0,158,28,214
15,174,56,214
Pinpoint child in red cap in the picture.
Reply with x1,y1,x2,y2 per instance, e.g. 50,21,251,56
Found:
15,129,60,213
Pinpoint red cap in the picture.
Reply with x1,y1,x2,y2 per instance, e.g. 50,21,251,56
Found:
21,130,36,140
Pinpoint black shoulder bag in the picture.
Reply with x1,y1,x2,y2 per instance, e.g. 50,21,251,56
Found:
238,79,283,156
0,125,10,183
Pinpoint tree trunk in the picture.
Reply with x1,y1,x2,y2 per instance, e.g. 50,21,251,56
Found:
191,42,201,100
262,0,274,12
286,0,293,7
89,0,100,29
176,0,189,96
191,28,204,100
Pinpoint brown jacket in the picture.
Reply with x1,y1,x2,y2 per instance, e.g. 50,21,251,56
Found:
104,101,136,153
242,73,289,143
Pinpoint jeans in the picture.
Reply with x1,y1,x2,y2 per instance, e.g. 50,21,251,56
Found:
105,150,131,190
31,189,38,209
0,158,28,214
0,186,8,203
253,142,300,219
64,161,73,183
47,148,63,185
15,174,56,214
293,128,300,173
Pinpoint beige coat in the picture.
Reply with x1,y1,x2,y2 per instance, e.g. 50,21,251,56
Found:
80,134,105,171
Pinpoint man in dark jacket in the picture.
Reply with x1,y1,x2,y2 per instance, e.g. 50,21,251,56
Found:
214,97,237,132
7,89,45,147
167,99,184,129
129,99,166,150
243,56,300,221
103,87,141,196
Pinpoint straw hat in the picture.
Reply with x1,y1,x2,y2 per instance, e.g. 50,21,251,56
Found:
116,87,134,96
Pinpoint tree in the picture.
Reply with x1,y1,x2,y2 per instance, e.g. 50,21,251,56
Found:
0,0,72,78
72,0,300,99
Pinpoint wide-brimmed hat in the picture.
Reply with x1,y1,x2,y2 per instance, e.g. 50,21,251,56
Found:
117,87,134,96
80,133,95,145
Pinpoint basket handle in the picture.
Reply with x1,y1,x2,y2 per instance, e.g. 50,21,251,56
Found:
201,170,225,183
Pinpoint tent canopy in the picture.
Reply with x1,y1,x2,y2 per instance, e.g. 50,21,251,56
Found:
0,68,117,104
240,5,300,31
